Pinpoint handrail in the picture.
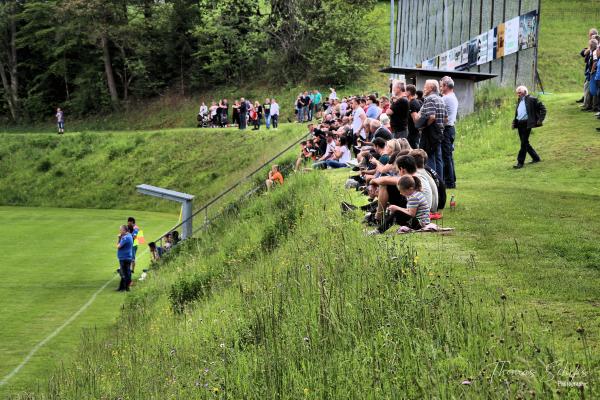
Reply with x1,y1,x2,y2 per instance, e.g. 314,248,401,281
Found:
150,132,308,245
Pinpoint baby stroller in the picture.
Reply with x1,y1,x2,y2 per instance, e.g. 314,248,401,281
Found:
197,113,210,128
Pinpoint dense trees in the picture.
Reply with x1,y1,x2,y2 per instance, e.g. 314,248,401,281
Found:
0,0,376,122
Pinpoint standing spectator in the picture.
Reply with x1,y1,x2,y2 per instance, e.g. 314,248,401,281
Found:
340,98,348,116
253,101,263,130
387,80,410,139
366,94,381,119
303,91,311,121
329,87,338,101
270,98,280,129
581,39,597,111
416,80,446,178
232,100,240,127
209,101,218,127
313,89,322,119
296,95,305,123
266,165,284,190
512,86,545,168
56,108,64,134
440,76,458,188
198,102,208,119
127,217,143,274
239,97,248,130
264,98,272,129
406,84,422,149
116,225,133,292
220,99,229,127
351,97,367,140
308,90,315,121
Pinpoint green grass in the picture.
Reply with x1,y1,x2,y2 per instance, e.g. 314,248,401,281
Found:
0,206,177,396
537,1,600,93
0,124,308,212
19,99,600,397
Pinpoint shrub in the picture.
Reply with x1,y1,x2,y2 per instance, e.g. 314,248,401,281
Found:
37,159,52,172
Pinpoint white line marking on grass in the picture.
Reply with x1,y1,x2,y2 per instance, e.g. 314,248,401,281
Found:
0,248,151,387
0,275,117,386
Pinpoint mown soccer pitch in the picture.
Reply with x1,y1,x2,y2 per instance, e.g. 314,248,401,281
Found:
0,206,177,394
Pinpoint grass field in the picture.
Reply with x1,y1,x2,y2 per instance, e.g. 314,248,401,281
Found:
24,91,599,399
0,124,309,212
0,206,177,395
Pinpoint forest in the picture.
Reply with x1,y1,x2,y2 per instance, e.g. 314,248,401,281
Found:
0,0,376,122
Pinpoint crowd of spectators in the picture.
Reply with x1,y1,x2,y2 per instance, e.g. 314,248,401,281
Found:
295,77,460,234
578,28,600,132
198,98,280,130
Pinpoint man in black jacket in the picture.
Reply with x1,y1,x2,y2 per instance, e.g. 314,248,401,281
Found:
511,86,546,169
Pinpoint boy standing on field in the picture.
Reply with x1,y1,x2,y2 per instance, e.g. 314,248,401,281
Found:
127,217,143,274
56,108,64,134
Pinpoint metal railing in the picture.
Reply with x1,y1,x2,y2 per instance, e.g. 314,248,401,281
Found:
150,133,308,251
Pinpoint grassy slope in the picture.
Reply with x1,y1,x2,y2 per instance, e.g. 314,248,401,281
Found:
537,1,600,93
0,206,177,395
0,125,307,212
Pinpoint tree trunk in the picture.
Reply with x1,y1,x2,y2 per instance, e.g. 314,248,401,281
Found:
0,60,17,121
8,14,18,116
101,33,119,105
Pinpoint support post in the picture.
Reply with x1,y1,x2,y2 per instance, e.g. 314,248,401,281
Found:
181,200,193,240
136,184,195,240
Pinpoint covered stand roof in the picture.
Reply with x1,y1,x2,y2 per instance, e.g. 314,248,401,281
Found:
380,66,497,82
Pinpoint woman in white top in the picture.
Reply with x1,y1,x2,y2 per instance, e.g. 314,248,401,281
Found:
324,136,351,169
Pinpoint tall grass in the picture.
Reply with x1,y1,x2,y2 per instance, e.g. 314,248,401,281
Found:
14,172,595,399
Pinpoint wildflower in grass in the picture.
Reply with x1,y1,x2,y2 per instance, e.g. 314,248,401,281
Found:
303,336,310,343
212,387,220,393
461,380,472,385
576,326,585,334
414,256,420,264
500,293,507,300
219,343,225,348
304,388,309,395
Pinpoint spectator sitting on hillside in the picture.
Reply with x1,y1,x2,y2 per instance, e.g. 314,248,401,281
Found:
266,165,284,190
410,149,439,212
172,231,181,246
370,175,430,235
149,242,163,262
164,233,173,251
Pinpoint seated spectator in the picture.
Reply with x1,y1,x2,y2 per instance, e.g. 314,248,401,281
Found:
379,114,392,131
172,231,181,245
410,149,439,212
266,165,284,190
164,233,173,251
322,136,352,169
375,175,430,233
312,134,337,168
148,241,163,261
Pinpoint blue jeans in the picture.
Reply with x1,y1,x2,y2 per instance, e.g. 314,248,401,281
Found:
118,259,132,291
324,160,348,168
441,126,456,187
298,107,306,122
265,113,271,129
426,144,443,179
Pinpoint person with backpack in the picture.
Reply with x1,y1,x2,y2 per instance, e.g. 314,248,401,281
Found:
511,86,546,168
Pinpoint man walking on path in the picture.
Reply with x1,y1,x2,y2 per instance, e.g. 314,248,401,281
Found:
56,108,64,134
116,225,133,292
512,86,546,169
440,76,458,188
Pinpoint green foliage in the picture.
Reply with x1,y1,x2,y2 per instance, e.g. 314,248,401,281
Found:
0,124,308,211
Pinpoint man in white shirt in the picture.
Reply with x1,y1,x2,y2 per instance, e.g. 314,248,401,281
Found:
270,99,280,129
440,76,458,188
329,87,337,101
351,97,367,140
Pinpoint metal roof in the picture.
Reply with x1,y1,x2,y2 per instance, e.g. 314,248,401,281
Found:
381,66,498,82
